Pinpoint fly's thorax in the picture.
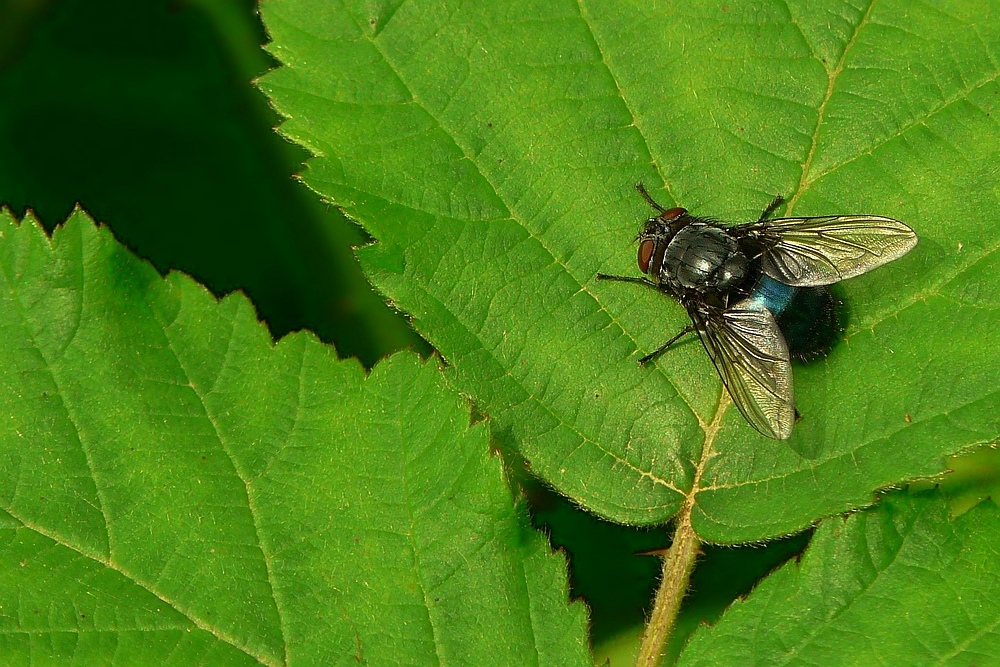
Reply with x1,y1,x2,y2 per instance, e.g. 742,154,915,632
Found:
661,223,749,293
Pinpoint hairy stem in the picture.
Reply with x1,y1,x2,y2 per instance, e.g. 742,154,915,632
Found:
635,507,700,667
635,391,729,666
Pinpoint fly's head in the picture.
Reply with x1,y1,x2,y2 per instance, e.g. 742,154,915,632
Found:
636,207,688,285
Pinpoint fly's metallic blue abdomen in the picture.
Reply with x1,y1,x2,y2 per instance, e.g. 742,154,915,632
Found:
748,276,841,360
749,275,796,315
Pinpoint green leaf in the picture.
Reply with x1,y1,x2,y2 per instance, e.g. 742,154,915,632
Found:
259,0,1000,538
0,210,589,665
677,491,1000,666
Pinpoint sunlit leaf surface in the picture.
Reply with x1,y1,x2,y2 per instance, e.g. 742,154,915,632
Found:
261,0,1000,538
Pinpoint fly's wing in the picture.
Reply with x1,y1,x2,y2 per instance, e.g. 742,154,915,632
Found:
738,215,917,287
689,302,795,439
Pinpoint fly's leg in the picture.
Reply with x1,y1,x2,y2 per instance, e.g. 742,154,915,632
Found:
635,182,668,213
638,325,696,365
757,195,785,222
595,273,657,288
595,272,691,364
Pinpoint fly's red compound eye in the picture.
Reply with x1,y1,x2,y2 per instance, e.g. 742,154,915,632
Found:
638,239,655,273
662,207,687,222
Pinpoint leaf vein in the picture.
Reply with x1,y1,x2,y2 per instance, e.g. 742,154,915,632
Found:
787,0,880,211
157,306,288,666
354,9,694,497
774,499,934,666
808,55,1000,189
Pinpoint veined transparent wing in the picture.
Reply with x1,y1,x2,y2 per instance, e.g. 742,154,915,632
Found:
741,215,917,287
692,302,795,440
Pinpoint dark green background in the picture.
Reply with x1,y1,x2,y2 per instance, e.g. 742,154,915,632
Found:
0,0,425,365
2,0,994,660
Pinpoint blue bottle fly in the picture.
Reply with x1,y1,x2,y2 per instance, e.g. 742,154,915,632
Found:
597,184,917,439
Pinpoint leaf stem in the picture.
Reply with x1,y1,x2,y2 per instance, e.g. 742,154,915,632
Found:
635,503,700,667
636,391,729,666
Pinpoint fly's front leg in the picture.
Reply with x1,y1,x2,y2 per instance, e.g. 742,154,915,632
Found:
595,272,690,364
596,273,657,288
757,195,785,222
635,183,668,213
